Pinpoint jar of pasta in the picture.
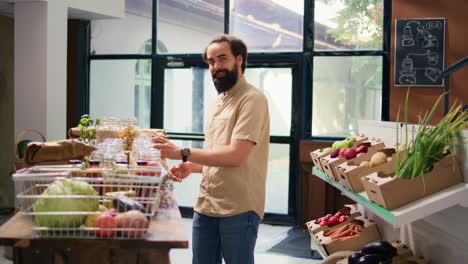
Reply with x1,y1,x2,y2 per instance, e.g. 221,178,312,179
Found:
119,118,138,150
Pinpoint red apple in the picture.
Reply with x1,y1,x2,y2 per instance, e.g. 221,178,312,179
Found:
357,142,372,148
343,148,357,160
338,148,347,158
324,214,333,220
95,214,117,237
330,149,340,158
356,145,368,154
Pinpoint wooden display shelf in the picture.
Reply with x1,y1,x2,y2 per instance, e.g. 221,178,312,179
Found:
312,167,468,227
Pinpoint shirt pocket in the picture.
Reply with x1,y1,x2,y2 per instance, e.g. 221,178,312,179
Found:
211,117,231,145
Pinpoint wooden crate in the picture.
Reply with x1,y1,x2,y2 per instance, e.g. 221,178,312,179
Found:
361,154,463,210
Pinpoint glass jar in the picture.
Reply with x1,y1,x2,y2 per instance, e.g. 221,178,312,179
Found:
119,118,138,151
137,150,161,167
96,117,120,143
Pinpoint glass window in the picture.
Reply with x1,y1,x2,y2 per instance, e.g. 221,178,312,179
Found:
89,59,151,128
170,141,289,215
157,0,224,54
230,0,303,52
169,140,204,208
265,143,289,214
244,68,292,136
164,68,218,134
312,56,382,137
314,0,383,50
164,67,292,136
90,0,152,54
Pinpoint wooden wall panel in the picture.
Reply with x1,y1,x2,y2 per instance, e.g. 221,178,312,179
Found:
390,0,468,124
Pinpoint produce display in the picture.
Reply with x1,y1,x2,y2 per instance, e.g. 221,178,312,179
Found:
14,162,164,240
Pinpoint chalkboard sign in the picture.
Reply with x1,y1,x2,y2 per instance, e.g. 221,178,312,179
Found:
394,18,445,86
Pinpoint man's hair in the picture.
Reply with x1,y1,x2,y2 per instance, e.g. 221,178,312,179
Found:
202,35,248,73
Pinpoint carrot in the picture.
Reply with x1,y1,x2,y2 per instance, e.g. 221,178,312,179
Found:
330,226,353,239
324,225,348,237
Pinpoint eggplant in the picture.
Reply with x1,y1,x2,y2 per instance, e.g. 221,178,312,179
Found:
356,253,391,264
113,195,146,213
348,251,366,264
361,241,397,257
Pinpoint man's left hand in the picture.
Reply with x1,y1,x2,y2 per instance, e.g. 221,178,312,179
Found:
152,136,182,160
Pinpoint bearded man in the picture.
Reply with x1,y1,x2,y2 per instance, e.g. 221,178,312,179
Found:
153,35,270,264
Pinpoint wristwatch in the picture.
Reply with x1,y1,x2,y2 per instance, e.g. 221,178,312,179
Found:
181,148,191,162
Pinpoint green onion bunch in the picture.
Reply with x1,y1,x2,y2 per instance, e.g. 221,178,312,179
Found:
395,91,467,180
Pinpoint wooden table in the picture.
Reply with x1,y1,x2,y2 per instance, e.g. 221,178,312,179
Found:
0,195,189,264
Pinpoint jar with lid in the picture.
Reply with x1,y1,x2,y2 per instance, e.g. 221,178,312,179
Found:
96,117,120,143
137,150,161,168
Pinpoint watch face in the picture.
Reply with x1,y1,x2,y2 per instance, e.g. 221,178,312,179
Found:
182,148,191,156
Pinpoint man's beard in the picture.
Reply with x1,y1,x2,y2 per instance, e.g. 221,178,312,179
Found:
212,66,238,94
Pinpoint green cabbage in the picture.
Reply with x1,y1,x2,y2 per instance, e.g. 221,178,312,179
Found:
32,179,99,227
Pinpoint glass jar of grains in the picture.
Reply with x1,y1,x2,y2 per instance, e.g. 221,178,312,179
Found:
96,117,120,143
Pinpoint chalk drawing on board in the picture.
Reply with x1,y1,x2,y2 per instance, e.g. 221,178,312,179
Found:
395,18,445,86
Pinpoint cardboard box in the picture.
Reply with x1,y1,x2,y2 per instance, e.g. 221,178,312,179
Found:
306,204,360,236
314,217,381,256
309,136,368,172
320,141,385,181
335,148,396,192
361,154,463,210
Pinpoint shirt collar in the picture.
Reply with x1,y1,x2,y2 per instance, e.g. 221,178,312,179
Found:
222,76,246,97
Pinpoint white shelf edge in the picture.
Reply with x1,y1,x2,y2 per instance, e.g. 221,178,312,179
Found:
390,183,468,225
313,168,468,227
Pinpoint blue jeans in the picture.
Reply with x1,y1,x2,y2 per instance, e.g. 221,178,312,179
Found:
192,211,260,264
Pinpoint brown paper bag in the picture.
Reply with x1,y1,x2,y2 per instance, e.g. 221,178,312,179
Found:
24,140,96,163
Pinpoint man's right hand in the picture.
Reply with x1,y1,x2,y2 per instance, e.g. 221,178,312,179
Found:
169,162,193,182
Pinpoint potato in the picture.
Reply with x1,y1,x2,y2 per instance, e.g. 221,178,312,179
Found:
115,210,149,237
370,152,387,167
359,161,371,168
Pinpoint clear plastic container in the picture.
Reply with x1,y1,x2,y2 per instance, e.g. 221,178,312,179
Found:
96,117,120,143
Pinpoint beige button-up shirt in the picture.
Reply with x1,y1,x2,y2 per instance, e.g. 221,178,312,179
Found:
194,76,270,218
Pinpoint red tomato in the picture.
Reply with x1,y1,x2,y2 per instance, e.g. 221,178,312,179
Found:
338,215,348,223
327,217,340,227
95,214,117,237
334,212,343,218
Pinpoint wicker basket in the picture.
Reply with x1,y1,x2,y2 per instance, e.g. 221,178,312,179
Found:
14,129,46,170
